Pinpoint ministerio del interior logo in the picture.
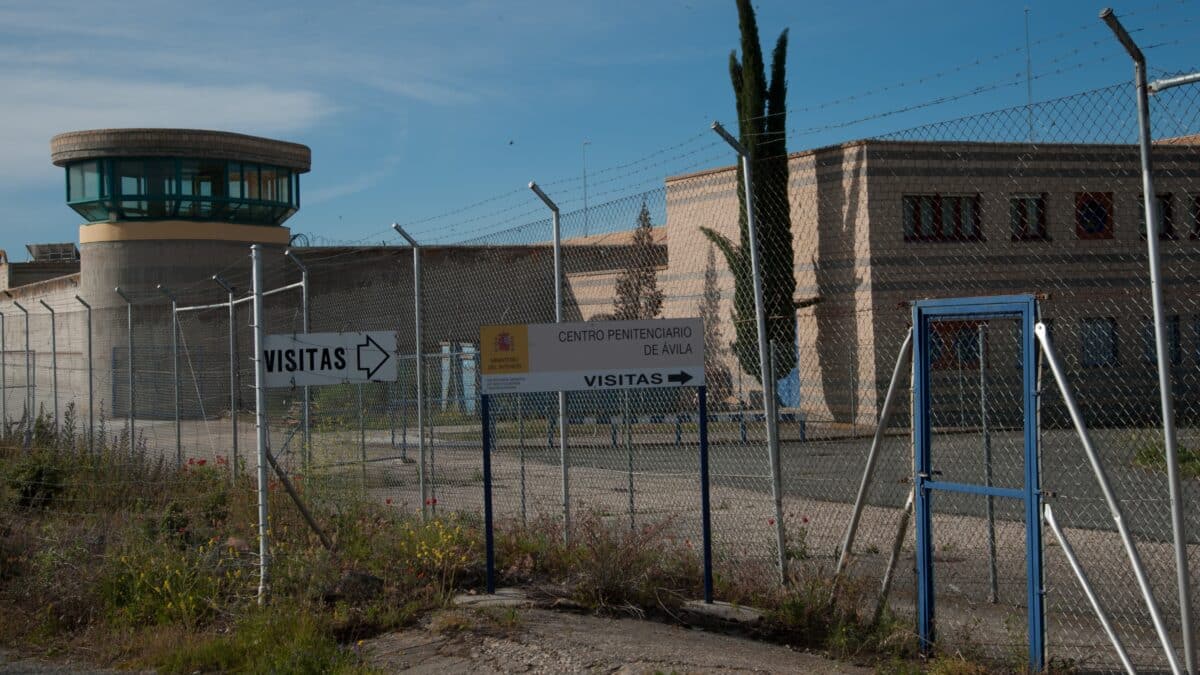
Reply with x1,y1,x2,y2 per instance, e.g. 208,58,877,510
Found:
480,324,529,374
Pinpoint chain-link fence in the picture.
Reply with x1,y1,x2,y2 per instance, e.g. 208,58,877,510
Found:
3,71,1199,670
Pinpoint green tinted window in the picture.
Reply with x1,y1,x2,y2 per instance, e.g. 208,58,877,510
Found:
66,158,299,225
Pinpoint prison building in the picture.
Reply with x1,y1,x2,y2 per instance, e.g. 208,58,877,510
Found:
662,138,1200,428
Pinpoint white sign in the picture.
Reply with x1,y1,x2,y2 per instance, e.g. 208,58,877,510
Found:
480,318,704,395
263,331,397,388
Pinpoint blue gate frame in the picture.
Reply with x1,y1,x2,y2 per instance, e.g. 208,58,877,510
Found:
912,295,1043,671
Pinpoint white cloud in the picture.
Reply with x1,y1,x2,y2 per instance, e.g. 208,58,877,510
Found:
0,73,335,182
304,155,403,205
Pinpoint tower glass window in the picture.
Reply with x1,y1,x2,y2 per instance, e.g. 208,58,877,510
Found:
65,158,300,226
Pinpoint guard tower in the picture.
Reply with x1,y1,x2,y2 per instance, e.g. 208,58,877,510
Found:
50,128,311,418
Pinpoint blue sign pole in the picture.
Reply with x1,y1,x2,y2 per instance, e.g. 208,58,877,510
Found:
698,385,713,604
482,393,495,594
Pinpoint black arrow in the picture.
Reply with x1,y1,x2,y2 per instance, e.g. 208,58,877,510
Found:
667,371,693,385
357,334,391,379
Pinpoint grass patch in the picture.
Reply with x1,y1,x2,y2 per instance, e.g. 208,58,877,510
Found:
0,405,962,672
0,408,463,671
150,605,365,674
1131,436,1200,479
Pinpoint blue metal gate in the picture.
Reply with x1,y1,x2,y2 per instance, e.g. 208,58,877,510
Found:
913,295,1043,670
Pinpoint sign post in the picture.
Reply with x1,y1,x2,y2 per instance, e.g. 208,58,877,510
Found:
478,318,711,601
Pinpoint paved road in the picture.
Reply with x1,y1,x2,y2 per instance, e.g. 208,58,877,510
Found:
493,426,1200,543
362,607,872,674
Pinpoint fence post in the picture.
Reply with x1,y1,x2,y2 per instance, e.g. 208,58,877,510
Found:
156,285,181,468
114,288,135,458
481,392,495,594
625,388,634,531
284,249,310,468
213,276,238,483
250,244,270,604
75,297,93,454
836,328,912,578
1037,321,1182,673
712,121,787,584
391,225,427,520
529,182,570,543
698,385,713,604
428,354,437,516
979,324,998,604
36,301,58,434
1101,11,1195,670
8,297,31,449
1043,504,1136,674
358,383,366,486
0,311,6,438
518,392,526,526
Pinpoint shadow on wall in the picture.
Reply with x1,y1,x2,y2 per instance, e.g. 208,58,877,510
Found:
813,147,866,425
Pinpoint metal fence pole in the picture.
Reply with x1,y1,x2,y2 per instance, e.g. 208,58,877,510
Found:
625,388,634,531
75,297,94,455
156,286,181,468
698,385,713,604
358,383,366,486
836,328,912,577
392,225,426,519
712,121,787,585
114,288,135,458
518,392,526,526
284,249,310,468
0,311,6,438
980,324,997,604
1101,11,1195,671
36,301,57,434
8,297,31,449
1036,321,1182,674
529,182,571,543
481,392,495,593
250,245,270,604
213,276,238,483
1043,504,1136,675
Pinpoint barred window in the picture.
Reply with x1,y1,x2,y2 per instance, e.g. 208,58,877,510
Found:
1010,194,1048,241
1190,195,1200,240
903,194,982,242
1137,193,1176,240
1140,315,1181,365
1075,192,1113,239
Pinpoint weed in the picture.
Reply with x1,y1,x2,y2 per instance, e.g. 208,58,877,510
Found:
98,537,243,630
429,609,476,634
785,524,809,561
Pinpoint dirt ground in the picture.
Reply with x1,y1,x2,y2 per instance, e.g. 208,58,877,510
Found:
360,607,873,674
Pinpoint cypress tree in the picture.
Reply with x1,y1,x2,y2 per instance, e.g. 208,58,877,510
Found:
701,0,816,386
612,201,664,320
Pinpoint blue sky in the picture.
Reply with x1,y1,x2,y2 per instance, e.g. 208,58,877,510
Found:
0,0,1196,257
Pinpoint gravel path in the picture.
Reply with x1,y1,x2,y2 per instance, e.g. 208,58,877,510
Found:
0,650,134,675
361,608,872,674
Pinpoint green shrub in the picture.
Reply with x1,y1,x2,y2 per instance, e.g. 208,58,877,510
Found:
7,451,66,510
